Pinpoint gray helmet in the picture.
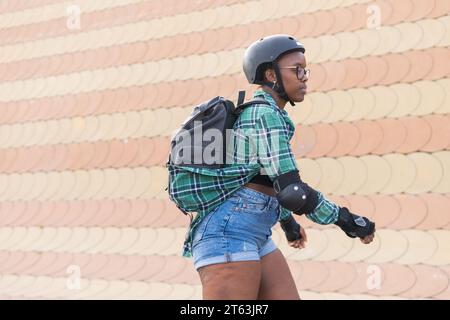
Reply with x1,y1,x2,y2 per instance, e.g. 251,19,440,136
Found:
243,34,305,84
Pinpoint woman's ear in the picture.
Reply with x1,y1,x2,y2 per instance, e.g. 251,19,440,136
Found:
264,68,276,83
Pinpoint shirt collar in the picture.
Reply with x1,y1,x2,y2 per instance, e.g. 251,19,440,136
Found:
253,89,296,136
252,89,288,116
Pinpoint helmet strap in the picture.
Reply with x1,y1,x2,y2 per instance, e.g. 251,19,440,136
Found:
272,63,295,106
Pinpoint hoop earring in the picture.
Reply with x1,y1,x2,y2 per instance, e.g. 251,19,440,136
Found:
272,81,277,89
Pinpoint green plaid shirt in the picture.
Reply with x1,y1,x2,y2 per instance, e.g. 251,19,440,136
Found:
168,90,339,258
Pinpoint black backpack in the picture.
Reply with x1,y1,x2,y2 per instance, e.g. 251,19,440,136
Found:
165,91,269,217
167,91,269,169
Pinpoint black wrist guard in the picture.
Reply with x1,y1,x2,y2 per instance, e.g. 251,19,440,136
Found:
280,215,302,241
335,207,375,238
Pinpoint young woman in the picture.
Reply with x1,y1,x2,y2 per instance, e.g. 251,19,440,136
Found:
173,34,375,300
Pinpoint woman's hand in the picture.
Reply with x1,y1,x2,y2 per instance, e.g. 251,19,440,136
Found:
360,231,375,244
280,215,307,249
288,226,307,249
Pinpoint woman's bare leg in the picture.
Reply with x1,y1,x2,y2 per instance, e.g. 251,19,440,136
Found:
198,261,262,300
257,249,300,300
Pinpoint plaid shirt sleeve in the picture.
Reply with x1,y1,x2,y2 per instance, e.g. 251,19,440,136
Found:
253,107,340,225
253,110,298,222
254,111,298,179
250,94,341,228
306,192,340,224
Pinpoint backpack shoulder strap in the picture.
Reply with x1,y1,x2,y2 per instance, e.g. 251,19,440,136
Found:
238,98,270,108
237,90,246,106
234,91,270,114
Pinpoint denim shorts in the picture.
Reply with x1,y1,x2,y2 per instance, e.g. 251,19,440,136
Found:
191,186,281,270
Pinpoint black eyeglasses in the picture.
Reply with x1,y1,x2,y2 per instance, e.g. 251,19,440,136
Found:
279,66,310,81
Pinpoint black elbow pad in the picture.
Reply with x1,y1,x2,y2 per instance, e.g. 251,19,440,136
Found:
273,170,318,215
